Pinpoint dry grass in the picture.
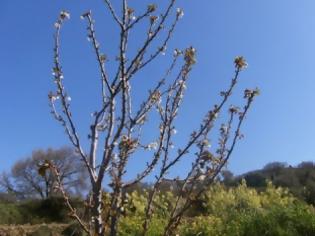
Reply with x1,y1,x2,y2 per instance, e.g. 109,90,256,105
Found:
0,223,68,236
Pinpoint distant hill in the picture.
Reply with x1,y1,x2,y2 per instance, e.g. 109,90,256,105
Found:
228,161,315,205
124,161,315,205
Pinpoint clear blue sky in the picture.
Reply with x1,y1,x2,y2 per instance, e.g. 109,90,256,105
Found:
1,0,315,178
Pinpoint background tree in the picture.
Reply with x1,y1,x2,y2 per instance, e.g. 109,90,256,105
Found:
46,1,258,235
221,170,235,186
0,147,87,199
263,161,288,172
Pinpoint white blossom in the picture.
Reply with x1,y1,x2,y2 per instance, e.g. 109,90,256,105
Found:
113,153,119,161
54,22,60,28
201,139,211,148
160,46,167,56
60,10,70,20
173,49,182,57
51,95,60,102
220,124,228,133
176,8,184,19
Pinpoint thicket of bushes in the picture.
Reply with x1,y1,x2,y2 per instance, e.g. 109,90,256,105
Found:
0,197,82,225
117,181,315,235
1,181,315,235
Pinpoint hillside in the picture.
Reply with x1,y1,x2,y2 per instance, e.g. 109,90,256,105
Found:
229,162,315,205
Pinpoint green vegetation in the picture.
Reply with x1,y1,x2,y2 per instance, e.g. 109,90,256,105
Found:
0,197,82,225
115,181,315,235
1,169,315,235
180,181,315,236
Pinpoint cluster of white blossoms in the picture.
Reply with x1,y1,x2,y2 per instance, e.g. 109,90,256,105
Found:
60,10,70,20
177,79,187,90
234,56,248,70
146,142,158,151
147,4,157,13
48,93,60,102
126,7,137,21
201,139,212,149
220,124,228,135
54,10,70,28
80,11,91,20
244,88,260,99
229,105,240,114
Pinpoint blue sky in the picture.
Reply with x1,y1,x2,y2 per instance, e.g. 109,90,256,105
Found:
1,0,315,178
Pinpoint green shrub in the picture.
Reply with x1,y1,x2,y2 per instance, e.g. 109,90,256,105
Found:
179,216,223,236
19,197,84,224
0,197,84,225
0,202,24,224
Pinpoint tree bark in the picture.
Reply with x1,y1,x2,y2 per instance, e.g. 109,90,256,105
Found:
92,185,103,235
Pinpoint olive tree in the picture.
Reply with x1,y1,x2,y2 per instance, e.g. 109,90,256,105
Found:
45,1,258,235
0,147,87,199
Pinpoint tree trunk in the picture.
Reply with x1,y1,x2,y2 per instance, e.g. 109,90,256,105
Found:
92,185,103,235
45,176,50,199
109,190,121,236
110,213,117,236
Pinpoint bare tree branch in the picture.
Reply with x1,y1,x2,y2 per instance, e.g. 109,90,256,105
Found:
48,3,257,236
